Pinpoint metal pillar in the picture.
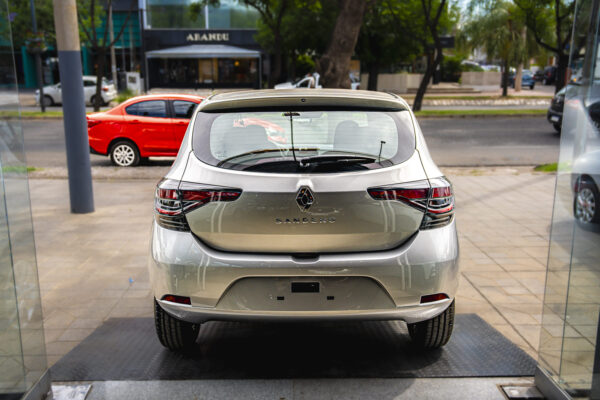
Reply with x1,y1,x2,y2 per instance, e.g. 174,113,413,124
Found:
52,0,95,214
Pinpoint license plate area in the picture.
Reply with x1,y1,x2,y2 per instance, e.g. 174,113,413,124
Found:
550,115,560,122
291,282,320,293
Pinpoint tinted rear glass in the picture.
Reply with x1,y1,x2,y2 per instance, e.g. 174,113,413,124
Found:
125,100,167,118
173,100,198,118
192,110,415,173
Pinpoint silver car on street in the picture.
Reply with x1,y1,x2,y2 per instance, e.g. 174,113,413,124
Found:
150,89,459,351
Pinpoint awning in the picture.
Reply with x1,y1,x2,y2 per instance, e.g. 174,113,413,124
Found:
146,44,261,59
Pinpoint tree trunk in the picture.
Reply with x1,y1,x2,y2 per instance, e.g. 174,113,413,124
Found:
367,62,379,91
269,33,283,87
318,0,367,88
501,58,509,97
94,48,106,112
413,45,443,112
555,53,569,93
515,63,523,92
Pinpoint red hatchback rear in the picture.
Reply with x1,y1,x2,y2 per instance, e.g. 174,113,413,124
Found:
87,94,203,166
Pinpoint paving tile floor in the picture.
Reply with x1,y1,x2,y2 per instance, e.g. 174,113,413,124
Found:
29,170,556,366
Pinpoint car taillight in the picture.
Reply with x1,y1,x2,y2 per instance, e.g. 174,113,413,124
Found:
87,119,101,128
154,179,242,231
368,177,454,229
102,86,109,92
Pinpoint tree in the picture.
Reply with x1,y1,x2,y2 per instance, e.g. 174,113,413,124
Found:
8,0,55,48
513,0,575,92
242,0,292,87
317,0,368,88
357,1,419,91
461,1,528,96
77,0,135,111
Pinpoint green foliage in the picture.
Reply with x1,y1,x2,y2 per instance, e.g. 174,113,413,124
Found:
441,55,462,82
294,53,315,77
534,163,558,172
8,0,56,48
461,63,484,72
116,88,135,104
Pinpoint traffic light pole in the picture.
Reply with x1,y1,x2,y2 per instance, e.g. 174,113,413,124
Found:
52,0,95,213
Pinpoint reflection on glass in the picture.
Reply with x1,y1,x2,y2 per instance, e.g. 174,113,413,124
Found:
146,0,259,29
538,0,600,397
0,0,48,396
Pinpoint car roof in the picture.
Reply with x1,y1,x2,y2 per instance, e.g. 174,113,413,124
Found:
198,89,409,112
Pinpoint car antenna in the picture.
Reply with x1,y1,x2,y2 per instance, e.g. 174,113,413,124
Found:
378,140,386,162
283,112,300,163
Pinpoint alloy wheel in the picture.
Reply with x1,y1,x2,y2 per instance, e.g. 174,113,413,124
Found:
113,144,136,167
575,187,596,223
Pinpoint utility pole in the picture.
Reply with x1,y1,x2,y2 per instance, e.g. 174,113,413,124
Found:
52,0,95,214
108,2,118,86
29,0,45,112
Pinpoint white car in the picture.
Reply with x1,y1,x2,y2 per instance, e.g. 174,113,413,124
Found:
275,72,360,90
35,75,117,107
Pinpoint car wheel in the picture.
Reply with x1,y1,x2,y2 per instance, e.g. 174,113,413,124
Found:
553,123,562,133
408,300,455,349
110,141,140,167
574,179,599,224
42,95,54,107
154,300,200,351
91,95,107,107
543,78,548,85
530,84,535,90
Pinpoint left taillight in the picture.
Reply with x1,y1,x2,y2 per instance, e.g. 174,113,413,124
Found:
87,119,101,128
154,179,242,231
367,177,454,230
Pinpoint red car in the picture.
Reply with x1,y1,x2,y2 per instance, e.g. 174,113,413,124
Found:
87,94,204,166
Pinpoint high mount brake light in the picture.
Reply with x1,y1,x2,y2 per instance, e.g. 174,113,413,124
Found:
155,179,242,231
368,177,454,229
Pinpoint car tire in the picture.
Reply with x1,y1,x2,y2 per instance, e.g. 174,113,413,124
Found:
42,95,54,107
543,78,548,85
574,179,600,224
154,300,200,351
530,84,535,90
408,300,455,349
553,123,562,133
110,140,140,167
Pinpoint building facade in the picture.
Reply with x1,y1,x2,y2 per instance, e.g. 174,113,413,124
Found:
141,0,264,90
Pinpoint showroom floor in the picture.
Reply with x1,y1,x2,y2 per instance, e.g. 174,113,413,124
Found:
30,168,555,367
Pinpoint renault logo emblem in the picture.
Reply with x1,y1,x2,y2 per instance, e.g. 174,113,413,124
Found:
296,187,314,211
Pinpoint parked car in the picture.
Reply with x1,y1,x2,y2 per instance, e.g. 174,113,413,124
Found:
547,86,566,132
35,75,117,107
508,70,536,89
275,73,322,89
150,89,459,351
86,94,203,166
542,66,557,85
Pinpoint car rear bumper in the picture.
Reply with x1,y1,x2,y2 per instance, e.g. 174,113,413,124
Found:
547,108,563,124
149,218,460,324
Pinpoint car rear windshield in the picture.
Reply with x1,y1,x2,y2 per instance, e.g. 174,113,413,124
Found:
192,109,416,173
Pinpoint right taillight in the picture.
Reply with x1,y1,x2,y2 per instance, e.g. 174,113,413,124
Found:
87,119,101,128
368,177,454,230
155,178,242,231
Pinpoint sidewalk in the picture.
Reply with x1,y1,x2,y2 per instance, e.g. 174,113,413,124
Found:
31,168,555,366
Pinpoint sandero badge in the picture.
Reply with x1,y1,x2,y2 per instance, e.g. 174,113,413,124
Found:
296,187,314,211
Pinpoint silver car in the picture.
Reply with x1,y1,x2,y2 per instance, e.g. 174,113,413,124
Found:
150,89,459,351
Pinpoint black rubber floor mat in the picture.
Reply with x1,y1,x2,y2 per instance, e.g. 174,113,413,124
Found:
50,314,535,381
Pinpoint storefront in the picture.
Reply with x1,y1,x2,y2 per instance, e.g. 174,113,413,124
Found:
142,0,264,90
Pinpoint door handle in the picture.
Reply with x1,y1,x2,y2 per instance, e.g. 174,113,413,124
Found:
177,121,188,125
130,120,140,124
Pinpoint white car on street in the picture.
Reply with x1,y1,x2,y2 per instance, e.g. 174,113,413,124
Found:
35,75,117,107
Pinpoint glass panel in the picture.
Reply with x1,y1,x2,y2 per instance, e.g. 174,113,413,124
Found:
147,0,207,29
173,101,197,119
207,0,259,29
126,100,167,117
0,0,48,396
538,0,600,397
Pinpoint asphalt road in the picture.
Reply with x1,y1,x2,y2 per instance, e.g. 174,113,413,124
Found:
20,116,559,168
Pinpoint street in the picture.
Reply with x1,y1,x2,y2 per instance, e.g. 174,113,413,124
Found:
21,116,559,168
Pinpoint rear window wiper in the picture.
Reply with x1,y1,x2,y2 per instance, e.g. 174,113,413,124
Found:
298,155,375,167
217,149,282,166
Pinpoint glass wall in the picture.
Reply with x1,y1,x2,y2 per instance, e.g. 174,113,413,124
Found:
537,0,600,397
146,0,259,29
1,0,49,398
